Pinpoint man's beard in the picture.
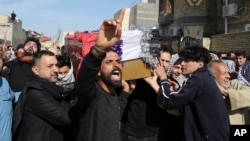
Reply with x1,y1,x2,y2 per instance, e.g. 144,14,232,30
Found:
100,68,122,88
24,47,37,55
24,50,34,56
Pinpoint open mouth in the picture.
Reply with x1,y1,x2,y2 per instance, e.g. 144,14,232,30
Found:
111,69,121,80
27,48,33,52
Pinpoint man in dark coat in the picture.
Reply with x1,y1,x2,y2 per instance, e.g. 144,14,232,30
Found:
13,50,77,141
4,37,41,92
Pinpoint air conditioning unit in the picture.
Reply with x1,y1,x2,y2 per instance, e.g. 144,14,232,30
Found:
222,3,238,17
170,27,180,36
245,24,250,32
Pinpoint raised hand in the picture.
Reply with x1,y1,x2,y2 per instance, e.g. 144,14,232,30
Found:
154,63,167,81
95,8,125,49
144,70,160,94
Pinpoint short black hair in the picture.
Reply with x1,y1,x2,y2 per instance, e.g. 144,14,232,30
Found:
160,45,173,56
32,50,55,66
179,46,211,65
56,55,71,69
24,37,41,52
173,57,183,65
16,44,24,50
235,50,247,58
150,45,173,58
60,45,68,56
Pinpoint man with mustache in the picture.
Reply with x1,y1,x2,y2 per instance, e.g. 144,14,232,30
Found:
13,50,77,141
4,37,41,92
207,60,250,124
74,8,135,141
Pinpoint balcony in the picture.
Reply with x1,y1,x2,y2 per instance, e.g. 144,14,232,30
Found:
158,13,173,24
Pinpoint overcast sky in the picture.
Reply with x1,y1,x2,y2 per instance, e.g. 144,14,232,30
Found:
0,0,137,41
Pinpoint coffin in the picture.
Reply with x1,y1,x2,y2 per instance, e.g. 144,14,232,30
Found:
122,58,151,80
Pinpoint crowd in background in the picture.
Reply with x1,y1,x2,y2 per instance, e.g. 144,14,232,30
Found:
0,8,250,141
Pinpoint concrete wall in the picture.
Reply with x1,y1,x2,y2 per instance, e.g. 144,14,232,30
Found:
226,0,250,33
129,0,159,28
136,1,159,27
211,31,250,56
0,15,10,23
168,0,223,37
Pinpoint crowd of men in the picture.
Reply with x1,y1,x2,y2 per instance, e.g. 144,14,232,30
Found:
0,7,250,141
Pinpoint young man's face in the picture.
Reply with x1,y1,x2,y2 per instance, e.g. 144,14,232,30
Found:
171,64,182,79
213,63,230,88
236,55,247,67
159,51,171,71
58,65,70,78
181,60,203,75
99,51,122,88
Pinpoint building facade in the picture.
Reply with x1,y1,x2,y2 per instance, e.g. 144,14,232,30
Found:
0,13,52,49
158,0,250,55
129,0,160,28
115,0,160,30
211,0,250,55
158,0,224,52
0,14,27,47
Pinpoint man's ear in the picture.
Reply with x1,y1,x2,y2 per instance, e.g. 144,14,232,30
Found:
32,66,39,75
198,61,204,68
97,70,101,77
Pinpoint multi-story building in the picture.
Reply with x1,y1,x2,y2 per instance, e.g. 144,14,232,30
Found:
115,0,160,30
129,0,160,28
0,14,27,47
158,0,224,52
211,0,250,55
0,13,51,49
158,0,250,55
114,8,131,30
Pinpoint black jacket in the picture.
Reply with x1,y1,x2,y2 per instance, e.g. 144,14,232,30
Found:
121,79,183,140
13,75,76,141
159,67,230,141
5,60,34,92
